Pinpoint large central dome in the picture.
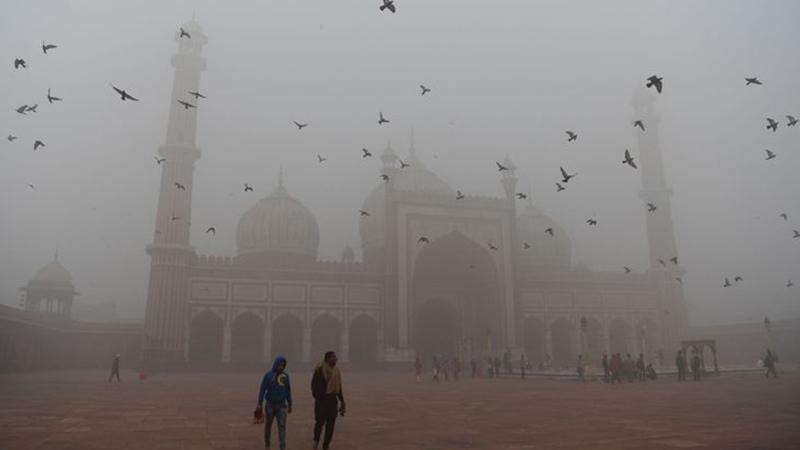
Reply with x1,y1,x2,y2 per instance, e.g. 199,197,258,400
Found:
236,174,319,263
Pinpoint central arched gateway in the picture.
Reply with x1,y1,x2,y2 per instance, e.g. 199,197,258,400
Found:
411,232,502,360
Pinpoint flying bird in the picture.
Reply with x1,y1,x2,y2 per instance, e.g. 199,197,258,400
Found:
586,218,598,226
523,242,531,249
362,148,372,158
545,227,554,236
154,156,166,164
765,149,776,160
244,183,254,192
42,42,57,54
14,58,27,69
670,256,678,264
111,85,139,101
734,276,743,282
779,213,787,221
26,183,36,190
766,117,778,132
565,131,577,142
171,215,181,221
175,182,186,190
515,192,527,200
179,27,191,39
745,77,762,86
47,88,62,103
560,166,577,183
788,280,794,288
188,91,206,100
622,149,637,169
25,104,38,113
659,259,666,267
624,266,631,273
787,115,798,127
33,140,45,150
177,99,196,109
556,182,565,192
205,227,216,235
15,105,28,115
7,135,17,142
293,121,308,130
647,203,657,212
380,0,396,13
380,174,390,182
456,190,465,200
420,85,431,95
793,230,800,238
399,159,410,168
488,243,498,251
359,210,370,217
378,112,390,124
675,277,683,285
496,161,510,172
723,277,732,287
646,75,663,93
418,236,429,244
317,154,326,163
633,120,645,131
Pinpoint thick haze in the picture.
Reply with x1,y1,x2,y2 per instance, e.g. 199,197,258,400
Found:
1,0,798,325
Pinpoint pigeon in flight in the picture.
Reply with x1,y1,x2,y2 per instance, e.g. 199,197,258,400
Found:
47,88,62,103
556,182,565,192
380,174,390,181
788,280,794,288
523,242,531,249
670,256,678,264
180,27,191,39
244,183,254,192
26,183,37,190
380,0,396,13
779,213,787,221
545,227,554,236
565,131,578,142
317,154,326,163
647,203,657,212
154,157,166,164
633,120,645,131
765,149,776,160
14,58,27,69
26,104,38,113
399,159,410,168
515,192,527,200
646,75,663,93
418,236,429,244
111,85,139,101
659,259,666,267
42,42,57,54
734,276,743,282
33,140,45,150
586,218,598,226
496,161,509,172
456,190,465,200
175,182,186,190
624,266,631,273
766,117,778,132
787,115,798,127
488,243,498,251
359,210,370,217
205,227,216,235
793,230,800,238
293,121,308,130
420,85,431,95
177,99,196,110
560,166,577,183
745,77,761,86
362,148,373,158
188,91,206,100
15,105,28,115
723,277,731,287
7,135,17,142
378,112,390,124
171,215,181,221
622,149,638,169
675,277,683,284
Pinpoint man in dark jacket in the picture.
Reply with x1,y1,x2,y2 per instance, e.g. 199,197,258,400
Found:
256,356,293,450
311,351,345,450
108,354,121,383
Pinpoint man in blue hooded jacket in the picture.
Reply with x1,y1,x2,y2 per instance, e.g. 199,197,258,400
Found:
256,356,293,450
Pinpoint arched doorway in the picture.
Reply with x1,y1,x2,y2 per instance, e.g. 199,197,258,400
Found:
609,318,631,356
550,318,575,369
189,310,224,362
349,315,379,366
411,231,502,360
311,314,341,362
231,312,264,364
522,317,545,365
271,314,303,364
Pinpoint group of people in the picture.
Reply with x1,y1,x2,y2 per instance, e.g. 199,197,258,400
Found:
674,350,703,381
255,351,345,450
415,350,532,382
600,352,657,383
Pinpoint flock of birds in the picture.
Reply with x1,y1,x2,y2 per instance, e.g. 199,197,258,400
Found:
8,11,797,296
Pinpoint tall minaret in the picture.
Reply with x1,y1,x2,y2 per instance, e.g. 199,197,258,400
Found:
631,87,688,354
143,19,207,367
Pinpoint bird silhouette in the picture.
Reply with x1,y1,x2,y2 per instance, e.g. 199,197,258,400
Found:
545,227,554,236
586,218,598,226
515,192,527,200
488,243,498,251
420,85,431,95
766,117,778,132
456,190,465,200
670,256,678,264
496,161,509,172
188,91,206,100
734,276,743,282
633,120,645,131
47,88,62,103
33,140,45,150
399,159,410,168
111,85,139,101
418,236,429,244
675,277,683,284
25,104,38,113
565,131,577,142
659,259,666,267
154,157,166,164
779,213,787,221
293,121,308,130
380,0,396,13
745,77,762,86
788,280,794,288
26,183,36,190
14,58,27,69
8,135,17,142
15,105,28,115
646,75,663,93
244,183,254,192
723,277,732,287
378,112,390,124
359,210,370,217
177,99,196,110
793,230,800,238
317,154,327,163
765,149,776,160
624,266,631,273
175,182,186,190
42,42,57,54
523,242,531,249
647,203,657,212
556,182,565,192
560,166,577,183
622,149,637,169
362,148,373,158
171,215,181,221
380,174,390,181
206,227,216,235
179,27,191,39
787,115,798,127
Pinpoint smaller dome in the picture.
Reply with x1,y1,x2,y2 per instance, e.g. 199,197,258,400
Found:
516,202,572,271
33,253,73,284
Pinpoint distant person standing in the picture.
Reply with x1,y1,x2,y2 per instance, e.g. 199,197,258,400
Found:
414,356,423,383
675,350,687,382
311,351,345,450
636,353,646,382
576,354,585,382
764,349,778,379
470,357,478,378
432,355,441,382
601,353,610,384
256,356,293,450
108,354,121,383
690,351,702,382
610,353,622,384
519,353,527,379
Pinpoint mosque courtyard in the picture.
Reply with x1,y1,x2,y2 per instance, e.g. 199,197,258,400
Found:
0,368,798,450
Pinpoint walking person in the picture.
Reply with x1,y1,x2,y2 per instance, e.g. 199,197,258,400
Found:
636,353,646,382
520,353,527,379
764,349,778,379
470,357,478,378
675,350,686,382
414,356,423,383
690,351,702,382
108,353,121,383
255,356,293,450
576,354,585,382
311,351,346,450
601,353,610,384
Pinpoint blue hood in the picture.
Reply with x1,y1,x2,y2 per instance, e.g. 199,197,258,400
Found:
257,355,292,406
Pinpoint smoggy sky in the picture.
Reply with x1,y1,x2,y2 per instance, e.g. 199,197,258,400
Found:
1,0,799,325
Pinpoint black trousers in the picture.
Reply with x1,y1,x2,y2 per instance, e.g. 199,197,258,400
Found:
314,397,338,449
